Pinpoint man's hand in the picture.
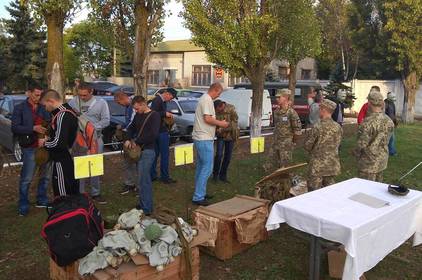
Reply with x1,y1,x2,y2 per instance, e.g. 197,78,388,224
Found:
124,140,134,149
38,138,46,147
219,120,229,128
116,124,122,130
165,112,174,118
33,125,46,134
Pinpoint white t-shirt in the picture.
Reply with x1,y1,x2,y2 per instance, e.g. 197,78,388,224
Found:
192,94,216,141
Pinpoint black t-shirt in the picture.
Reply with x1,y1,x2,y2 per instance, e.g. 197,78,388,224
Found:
127,111,160,150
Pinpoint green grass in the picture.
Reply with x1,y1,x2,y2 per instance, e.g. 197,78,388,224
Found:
0,124,421,280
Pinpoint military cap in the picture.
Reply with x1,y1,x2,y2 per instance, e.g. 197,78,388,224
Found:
275,88,291,97
367,90,384,106
320,99,337,112
162,87,178,99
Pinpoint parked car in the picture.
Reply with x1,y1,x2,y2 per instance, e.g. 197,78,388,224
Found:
166,97,198,142
176,90,205,98
234,81,322,125
106,85,135,96
219,89,272,130
89,81,118,95
0,95,28,161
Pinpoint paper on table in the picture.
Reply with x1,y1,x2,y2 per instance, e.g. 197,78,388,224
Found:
349,192,390,208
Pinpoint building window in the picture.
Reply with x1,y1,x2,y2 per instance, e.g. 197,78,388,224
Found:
148,70,160,85
228,75,249,87
279,66,289,80
192,65,211,86
301,69,312,80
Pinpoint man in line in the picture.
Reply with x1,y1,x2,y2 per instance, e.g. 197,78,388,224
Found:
307,87,320,127
69,83,110,204
304,99,342,191
264,89,302,173
213,100,239,183
357,86,381,125
192,83,229,206
356,90,394,182
114,91,138,194
125,96,160,215
385,91,398,156
12,84,51,216
41,89,79,196
150,88,178,184
331,90,346,126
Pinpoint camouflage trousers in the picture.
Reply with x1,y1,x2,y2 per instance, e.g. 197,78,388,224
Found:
264,145,293,173
307,176,336,191
359,171,383,182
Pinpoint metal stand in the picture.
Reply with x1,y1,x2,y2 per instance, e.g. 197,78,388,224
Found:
309,235,322,280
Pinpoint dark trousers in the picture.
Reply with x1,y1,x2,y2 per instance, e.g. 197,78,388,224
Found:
52,154,79,197
213,138,234,180
151,132,170,180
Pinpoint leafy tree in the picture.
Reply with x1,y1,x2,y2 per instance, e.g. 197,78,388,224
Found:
182,0,279,136
0,22,9,90
384,0,422,123
272,0,322,94
27,0,82,96
63,38,81,87
4,0,46,90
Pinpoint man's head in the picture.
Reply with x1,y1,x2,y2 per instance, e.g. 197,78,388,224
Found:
275,89,291,106
74,78,81,86
307,87,316,99
370,86,381,94
132,96,148,113
319,99,337,119
337,90,347,102
367,90,384,109
27,84,43,105
160,88,178,102
77,82,93,102
41,89,63,112
214,100,226,114
208,83,224,100
387,91,396,102
114,91,131,107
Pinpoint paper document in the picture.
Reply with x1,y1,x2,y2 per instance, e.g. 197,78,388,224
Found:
349,192,390,208
74,154,104,179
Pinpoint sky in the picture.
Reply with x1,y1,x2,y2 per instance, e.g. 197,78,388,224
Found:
0,0,192,41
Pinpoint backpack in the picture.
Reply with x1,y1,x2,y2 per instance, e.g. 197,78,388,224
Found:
52,109,98,156
41,194,104,267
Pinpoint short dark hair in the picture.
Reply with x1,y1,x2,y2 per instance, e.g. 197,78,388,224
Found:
28,83,43,92
370,85,381,92
78,82,92,91
41,89,62,101
214,99,225,109
132,95,146,105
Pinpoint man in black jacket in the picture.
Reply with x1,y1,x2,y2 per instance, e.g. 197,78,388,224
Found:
41,89,79,196
385,92,398,156
125,96,160,214
11,84,51,216
150,88,177,184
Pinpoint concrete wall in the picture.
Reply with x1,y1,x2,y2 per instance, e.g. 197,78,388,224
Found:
270,58,317,80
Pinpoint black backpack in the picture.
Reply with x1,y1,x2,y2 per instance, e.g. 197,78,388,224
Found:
41,193,104,267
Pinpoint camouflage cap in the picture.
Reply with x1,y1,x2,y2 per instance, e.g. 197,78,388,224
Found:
275,88,291,97
320,99,337,112
367,91,384,106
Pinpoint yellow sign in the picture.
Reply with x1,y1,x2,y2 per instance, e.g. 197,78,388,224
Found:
74,154,104,179
250,137,265,154
175,144,194,166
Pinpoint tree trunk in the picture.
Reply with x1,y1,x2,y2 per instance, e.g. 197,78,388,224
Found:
45,14,65,97
249,69,266,137
133,1,150,97
401,71,418,124
288,62,297,100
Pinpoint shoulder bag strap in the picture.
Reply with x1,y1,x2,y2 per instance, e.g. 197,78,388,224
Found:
134,111,153,142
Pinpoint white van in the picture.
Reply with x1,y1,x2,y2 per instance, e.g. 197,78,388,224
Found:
219,89,272,130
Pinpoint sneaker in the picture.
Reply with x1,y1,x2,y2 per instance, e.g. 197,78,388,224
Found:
120,185,135,195
204,194,214,200
192,199,210,206
18,211,28,217
152,177,158,182
92,195,107,205
161,178,177,184
35,202,49,208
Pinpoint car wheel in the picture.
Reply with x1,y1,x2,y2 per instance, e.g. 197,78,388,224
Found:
183,127,194,143
13,141,22,162
111,134,122,151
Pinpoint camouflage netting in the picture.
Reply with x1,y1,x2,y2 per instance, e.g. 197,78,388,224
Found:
255,175,292,204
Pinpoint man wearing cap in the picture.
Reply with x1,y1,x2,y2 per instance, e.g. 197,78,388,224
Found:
264,89,302,173
304,99,342,190
385,92,398,156
150,88,178,184
355,90,394,182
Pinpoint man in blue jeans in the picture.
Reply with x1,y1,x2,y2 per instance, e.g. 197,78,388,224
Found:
11,85,51,216
385,92,398,156
192,83,229,206
125,96,160,214
150,88,178,184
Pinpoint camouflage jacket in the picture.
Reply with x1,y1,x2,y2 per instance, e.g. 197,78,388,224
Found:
273,107,302,143
357,112,394,173
304,118,342,176
216,104,239,141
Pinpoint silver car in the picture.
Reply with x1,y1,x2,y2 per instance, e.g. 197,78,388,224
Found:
166,97,198,142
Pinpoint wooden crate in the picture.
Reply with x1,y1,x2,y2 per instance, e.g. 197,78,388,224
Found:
50,246,199,280
192,195,270,260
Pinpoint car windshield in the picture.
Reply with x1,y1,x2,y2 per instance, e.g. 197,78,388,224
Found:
147,88,158,95
178,100,198,113
179,91,203,98
107,100,126,116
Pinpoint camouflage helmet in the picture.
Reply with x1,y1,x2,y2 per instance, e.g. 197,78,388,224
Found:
320,99,337,112
275,88,291,97
368,91,384,106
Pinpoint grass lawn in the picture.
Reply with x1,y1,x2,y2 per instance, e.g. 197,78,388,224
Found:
0,123,421,280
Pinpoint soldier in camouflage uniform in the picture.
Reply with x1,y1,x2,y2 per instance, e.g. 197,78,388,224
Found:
213,100,239,182
304,99,342,191
264,89,302,173
356,90,394,182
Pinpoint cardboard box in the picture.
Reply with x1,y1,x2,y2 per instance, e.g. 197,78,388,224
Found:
327,246,366,280
193,195,270,260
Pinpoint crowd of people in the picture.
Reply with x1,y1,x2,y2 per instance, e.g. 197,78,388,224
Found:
11,81,397,216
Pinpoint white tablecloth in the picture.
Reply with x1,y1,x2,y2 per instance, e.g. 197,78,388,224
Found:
266,178,422,280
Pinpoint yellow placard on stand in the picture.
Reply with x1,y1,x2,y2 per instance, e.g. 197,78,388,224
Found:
250,137,265,154
74,154,104,179
175,144,194,166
